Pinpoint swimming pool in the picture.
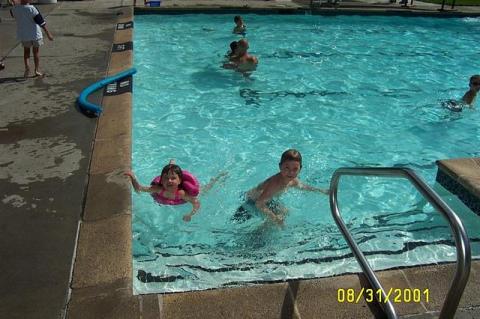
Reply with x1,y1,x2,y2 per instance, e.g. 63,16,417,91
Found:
132,14,480,294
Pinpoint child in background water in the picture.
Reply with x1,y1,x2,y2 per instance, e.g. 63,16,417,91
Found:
228,39,258,73
461,74,480,106
222,41,239,69
227,40,238,59
235,149,329,225
233,15,246,34
443,74,480,112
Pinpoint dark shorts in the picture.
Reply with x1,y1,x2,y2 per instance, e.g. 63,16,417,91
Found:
441,99,463,112
232,199,283,223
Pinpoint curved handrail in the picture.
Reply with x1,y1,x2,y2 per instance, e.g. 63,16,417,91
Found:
329,167,471,319
77,68,137,116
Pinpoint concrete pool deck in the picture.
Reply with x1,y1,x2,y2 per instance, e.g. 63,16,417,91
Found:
135,0,480,15
0,0,480,318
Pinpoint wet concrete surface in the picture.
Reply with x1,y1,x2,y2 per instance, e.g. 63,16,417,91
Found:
0,1,122,318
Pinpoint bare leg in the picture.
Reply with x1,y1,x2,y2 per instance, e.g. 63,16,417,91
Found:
33,47,43,77
23,47,30,78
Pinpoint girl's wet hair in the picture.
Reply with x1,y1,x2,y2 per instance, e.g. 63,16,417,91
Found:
280,149,302,167
234,15,242,23
156,164,183,186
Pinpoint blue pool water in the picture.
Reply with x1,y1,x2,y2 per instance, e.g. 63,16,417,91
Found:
132,14,480,294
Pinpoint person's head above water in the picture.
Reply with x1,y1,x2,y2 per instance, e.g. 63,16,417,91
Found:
229,41,238,53
236,39,249,54
234,15,244,26
158,163,184,190
279,149,302,180
280,149,302,167
469,75,480,92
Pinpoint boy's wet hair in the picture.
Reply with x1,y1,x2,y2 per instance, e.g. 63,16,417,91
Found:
470,75,480,84
280,149,302,167
158,164,183,185
234,15,242,23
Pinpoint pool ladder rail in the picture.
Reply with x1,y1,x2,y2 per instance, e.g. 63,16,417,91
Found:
329,167,471,319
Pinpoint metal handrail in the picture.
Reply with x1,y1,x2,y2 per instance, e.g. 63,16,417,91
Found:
329,167,471,319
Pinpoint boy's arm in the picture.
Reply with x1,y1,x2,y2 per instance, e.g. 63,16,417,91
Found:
461,90,475,105
32,8,54,41
181,193,200,222
41,25,54,41
296,180,330,195
9,2,14,18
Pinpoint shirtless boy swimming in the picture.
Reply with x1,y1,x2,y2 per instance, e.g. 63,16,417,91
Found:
461,74,480,106
236,149,329,225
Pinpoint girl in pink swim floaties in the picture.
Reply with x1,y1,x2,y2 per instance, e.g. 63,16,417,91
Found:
125,160,225,222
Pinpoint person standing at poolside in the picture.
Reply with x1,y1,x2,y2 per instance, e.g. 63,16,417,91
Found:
461,75,480,106
10,0,54,78
235,149,329,225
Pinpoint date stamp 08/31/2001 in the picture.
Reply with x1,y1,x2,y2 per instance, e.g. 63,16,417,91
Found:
337,288,430,304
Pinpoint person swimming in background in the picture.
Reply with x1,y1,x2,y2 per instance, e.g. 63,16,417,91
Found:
222,41,241,70
233,15,246,35
442,74,480,112
227,40,238,59
226,39,258,73
461,74,480,106
234,149,329,226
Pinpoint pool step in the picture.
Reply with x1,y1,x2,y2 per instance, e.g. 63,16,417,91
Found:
436,157,480,216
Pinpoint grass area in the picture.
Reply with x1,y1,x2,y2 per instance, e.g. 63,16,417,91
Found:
420,0,480,5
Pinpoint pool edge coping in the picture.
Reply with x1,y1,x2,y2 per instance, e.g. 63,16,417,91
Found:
65,5,137,318
133,1,480,17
